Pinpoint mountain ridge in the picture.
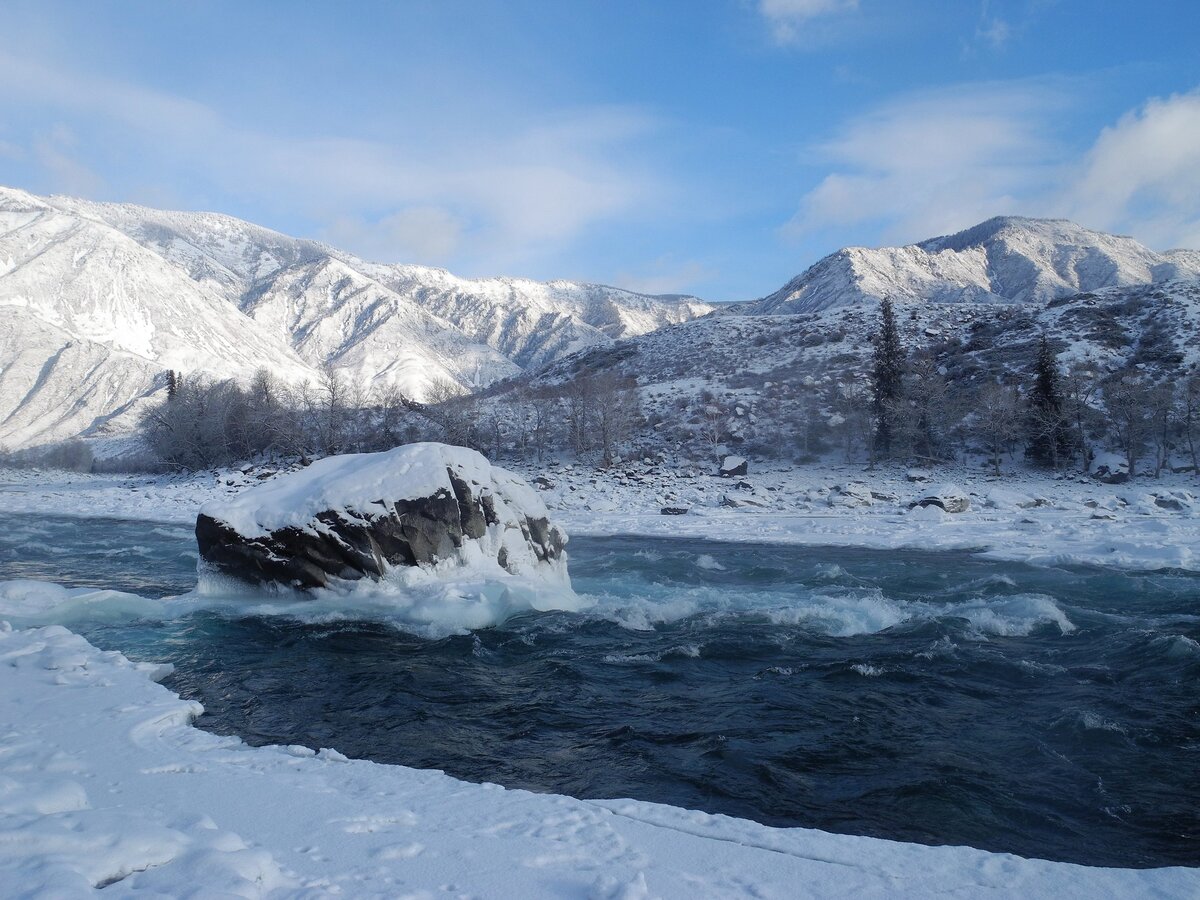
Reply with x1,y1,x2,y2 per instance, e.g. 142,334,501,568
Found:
747,215,1200,315
0,185,714,449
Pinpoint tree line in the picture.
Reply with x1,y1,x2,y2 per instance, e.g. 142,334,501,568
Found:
864,297,1200,478
141,366,642,470
136,299,1200,479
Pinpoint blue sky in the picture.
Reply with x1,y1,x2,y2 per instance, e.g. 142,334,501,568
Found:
1,1,1198,300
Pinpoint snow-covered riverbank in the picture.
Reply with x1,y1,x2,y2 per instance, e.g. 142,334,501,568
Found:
3,622,1196,897
4,461,1198,572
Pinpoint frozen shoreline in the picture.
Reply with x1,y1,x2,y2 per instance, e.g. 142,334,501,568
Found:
3,462,1198,573
2,622,1196,897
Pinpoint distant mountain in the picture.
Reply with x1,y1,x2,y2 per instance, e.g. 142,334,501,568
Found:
746,216,1200,315
49,192,710,369
0,187,713,449
485,217,1200,462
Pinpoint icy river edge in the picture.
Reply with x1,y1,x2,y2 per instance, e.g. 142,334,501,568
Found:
3,623,1196,897
2,465,1198,896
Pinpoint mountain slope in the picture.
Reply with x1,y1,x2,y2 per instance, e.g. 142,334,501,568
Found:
0,189,324,448
43,192,713,370
0,186,714,449
242,257,520,395
748,216,1200,315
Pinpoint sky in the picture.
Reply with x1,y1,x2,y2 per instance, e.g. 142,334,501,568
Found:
1,1,1198,301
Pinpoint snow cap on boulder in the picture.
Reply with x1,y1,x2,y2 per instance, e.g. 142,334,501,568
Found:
196,443,568,590
719,455,748,477
909,483,971,514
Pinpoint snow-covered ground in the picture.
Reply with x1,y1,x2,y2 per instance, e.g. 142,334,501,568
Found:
3,461,1199,896
6,460,1196,573
533,461,1200,572
3,622,1197,898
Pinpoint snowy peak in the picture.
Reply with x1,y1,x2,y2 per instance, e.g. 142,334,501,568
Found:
749,216,1200,314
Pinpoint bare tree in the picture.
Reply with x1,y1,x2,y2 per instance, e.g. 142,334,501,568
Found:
591,372,641,466
1104,375,1156,478
1147,381,1178,477
316,362,349,455
697,400,727,462
562,374,596,457
889,358,955,462
1182,369,1200,478
525,389,557,463
1063,361,1102,474
973,382,1023,476
423,376,479,448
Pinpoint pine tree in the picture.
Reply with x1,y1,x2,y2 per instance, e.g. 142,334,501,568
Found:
1026,336,1070,468
166,370,178,402
871,297,904,457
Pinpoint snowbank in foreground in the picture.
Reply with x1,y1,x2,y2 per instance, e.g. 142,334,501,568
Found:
2,622,1194,898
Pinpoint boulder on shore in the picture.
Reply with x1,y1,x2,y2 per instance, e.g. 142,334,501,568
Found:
719,455,748,477
909,483,971,514
196,443,568,590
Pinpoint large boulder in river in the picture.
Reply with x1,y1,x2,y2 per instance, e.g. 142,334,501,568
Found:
196,443,568,590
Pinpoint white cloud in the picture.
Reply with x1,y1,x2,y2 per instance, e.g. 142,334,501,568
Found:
784,80,1200,251
785,80,1069,243
0,50,665,272
1063,89,1200,249
758,0,859,44
976,16,1011,49
611,257,717,295
31,124,105,197
971,0,1012,50
323,207,465,266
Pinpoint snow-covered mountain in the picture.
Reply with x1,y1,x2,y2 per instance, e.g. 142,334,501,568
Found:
0,186,713,449
485,218,1200,462
747,216,1200,315
47,192,710,368
0,189,321,448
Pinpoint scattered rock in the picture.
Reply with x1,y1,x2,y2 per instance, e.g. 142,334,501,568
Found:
660,507,690,516
829,483,874,508
1091,452,1129,484
719,494,768,509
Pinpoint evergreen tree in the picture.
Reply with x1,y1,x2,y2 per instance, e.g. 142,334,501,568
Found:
871,297,904,457
166,370,178,402
1026,336,1070,468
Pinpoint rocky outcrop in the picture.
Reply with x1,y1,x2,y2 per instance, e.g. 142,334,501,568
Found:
719,456,748,477
909,484,971,514
196,443,567,590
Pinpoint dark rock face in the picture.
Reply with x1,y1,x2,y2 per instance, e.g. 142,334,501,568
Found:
196,465,565,591
1093,464,1129,484
719,456,748,477
908,486,971,514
